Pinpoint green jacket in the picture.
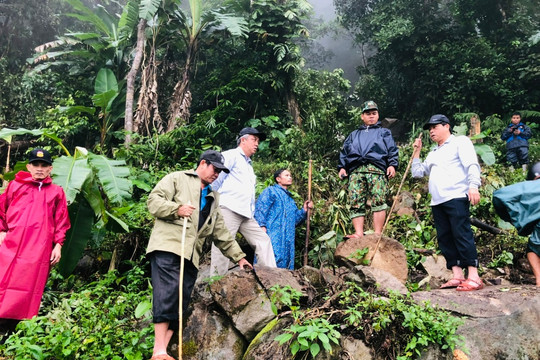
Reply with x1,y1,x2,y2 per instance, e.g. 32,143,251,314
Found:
146,170,245,268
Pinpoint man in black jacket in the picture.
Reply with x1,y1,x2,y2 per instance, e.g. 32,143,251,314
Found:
338,101,399,238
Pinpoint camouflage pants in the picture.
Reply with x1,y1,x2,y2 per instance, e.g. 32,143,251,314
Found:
348,169,388,218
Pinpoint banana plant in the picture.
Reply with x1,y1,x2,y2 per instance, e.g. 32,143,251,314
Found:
452,122,496,165
0,128,133,276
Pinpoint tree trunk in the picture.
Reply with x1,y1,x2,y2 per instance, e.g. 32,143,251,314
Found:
167,39,196,132
287,88,301,127
134,41,163,136
124,19,147,146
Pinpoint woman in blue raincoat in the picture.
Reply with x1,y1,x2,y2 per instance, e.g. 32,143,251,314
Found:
254,169,313,269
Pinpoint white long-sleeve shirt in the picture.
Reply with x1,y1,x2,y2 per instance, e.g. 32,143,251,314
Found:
411,135,481,206
211,147,257,218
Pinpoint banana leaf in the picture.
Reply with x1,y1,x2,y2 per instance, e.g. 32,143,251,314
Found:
58,197,95,276
88,153,132,206
52,152,92,205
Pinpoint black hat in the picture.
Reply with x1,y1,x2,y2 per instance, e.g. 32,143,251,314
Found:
423,114,450,130
200,150,229,173
238,127,266,141
28,148,53,165
527,162,540,181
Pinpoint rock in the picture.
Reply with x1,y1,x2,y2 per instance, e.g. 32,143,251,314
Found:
242,317,294,360
182,301,247,360
335,234,408,284
392,191,416,217
339,336,373,360
209,268,276,341
420,254,453,288
345,265,408,295
412,285,540,359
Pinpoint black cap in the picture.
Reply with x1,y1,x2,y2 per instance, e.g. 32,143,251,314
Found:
527,162,540,181
423,114,450,130
238,127,266,141
200,150,229,173
28,148,53,165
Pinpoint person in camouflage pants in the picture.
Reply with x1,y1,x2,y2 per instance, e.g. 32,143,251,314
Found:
338,101,399,238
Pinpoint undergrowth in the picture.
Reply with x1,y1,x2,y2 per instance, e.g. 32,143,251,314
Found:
0,264,153,360
272,282,464,359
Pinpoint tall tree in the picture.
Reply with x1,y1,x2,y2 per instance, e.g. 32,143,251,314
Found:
334,0,540,121
166,0,248,131
124,0,161,145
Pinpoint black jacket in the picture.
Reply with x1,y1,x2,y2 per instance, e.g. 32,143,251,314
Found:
338,122,399,174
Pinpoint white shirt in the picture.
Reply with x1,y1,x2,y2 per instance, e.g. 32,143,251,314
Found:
212,147,257,218
412,135,481,206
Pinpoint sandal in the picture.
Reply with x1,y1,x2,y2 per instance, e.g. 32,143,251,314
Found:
456,278,484,292
440,278,465,289
150,354,175,360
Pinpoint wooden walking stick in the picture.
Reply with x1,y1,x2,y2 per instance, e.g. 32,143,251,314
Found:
367,133,423,264
178,201,191,359
303,159,313,267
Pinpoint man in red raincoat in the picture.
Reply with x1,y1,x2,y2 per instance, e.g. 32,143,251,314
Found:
0,148,70,326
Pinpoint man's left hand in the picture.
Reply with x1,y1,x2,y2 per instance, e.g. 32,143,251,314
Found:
238,258,253,270
386,166,396,179
468,188,480,206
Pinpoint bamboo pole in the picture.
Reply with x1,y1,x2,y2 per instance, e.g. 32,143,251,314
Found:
178,201,191,359
368,133,423,264
303,159,313,267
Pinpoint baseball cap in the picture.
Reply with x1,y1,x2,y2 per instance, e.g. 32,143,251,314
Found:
200,150,229,173
361,100,378,113
28,148,53,165
238,127,267,141
423,114,450,130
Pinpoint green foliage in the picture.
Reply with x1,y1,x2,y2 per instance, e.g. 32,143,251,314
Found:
272,282,464,359
0,265,153,359
335,0,540,123
275,317,341,358
269,284,303,316
487,250,514,268
348,247,370,265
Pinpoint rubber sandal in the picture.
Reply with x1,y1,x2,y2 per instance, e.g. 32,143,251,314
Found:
343,233,363,240
456,278,484,292
440,278,465,289
150,354,175,360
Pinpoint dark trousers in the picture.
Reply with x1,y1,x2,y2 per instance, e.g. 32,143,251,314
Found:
149,251,198,330
506,146,529,166
432,198,478,269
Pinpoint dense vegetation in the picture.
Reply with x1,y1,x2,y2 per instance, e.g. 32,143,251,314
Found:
1,0,539,358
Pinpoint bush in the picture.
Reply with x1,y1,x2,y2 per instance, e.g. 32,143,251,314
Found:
0,265,153,360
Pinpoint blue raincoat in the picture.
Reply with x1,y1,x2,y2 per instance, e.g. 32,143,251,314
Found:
254,185,306,269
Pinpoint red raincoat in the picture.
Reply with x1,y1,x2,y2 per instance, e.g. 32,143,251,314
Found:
0,171,70,320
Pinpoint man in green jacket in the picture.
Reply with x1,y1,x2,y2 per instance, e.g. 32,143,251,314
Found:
146,150,253,360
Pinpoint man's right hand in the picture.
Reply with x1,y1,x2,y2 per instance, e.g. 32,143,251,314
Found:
338,168,348,179
0,232,6,246
177,204,196,218
413,138,423,158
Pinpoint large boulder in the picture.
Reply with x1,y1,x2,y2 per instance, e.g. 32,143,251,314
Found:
182,301,247,360
345,265,408,295
335,234,408,284
413,285,540,359
208,266,307,342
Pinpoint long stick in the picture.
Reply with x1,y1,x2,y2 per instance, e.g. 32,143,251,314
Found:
303,159,313,267
368,133,423,264
178,201,190,359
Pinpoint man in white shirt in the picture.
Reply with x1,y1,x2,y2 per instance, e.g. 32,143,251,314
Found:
210,127,277,275
412,114,483,291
